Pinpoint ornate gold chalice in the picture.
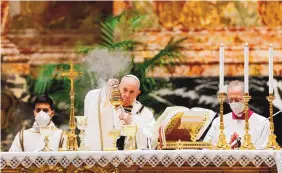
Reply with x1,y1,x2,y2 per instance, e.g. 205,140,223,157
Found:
40,126,55,151
104,128,121,151
75,116,88,151
122,125,138,150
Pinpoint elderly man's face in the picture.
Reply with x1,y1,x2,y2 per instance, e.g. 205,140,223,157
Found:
227,86,243,104
119,77,140,106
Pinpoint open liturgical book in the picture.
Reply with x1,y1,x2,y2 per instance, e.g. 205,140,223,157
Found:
156,106,216,149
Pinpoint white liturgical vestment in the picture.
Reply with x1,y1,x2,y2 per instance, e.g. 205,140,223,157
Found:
9,122,66,152
204,112,270,149
84,87,156,151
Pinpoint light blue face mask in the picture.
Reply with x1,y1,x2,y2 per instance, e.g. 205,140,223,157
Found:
230,102,245,116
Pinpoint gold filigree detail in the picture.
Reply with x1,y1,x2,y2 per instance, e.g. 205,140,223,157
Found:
162,140,212,150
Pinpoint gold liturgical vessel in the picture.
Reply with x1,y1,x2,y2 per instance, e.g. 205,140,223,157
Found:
61,63,82,151
265,94,280,150
105,83,122,151
75,116,88,151
216,93,230,149
122,125,138,150
240,93,255,150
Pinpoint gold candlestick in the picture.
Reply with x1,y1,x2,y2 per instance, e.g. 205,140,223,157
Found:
265,94,280,150
61,63,82,151
216,93,230,149
240,93,255,150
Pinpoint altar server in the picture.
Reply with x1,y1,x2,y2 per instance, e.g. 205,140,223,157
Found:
84,74,156,150
204,80,270,149
9,95,67,152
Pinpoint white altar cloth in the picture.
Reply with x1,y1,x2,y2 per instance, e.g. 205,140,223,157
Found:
1,150,282,172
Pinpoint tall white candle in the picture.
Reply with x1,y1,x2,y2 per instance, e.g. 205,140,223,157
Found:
244,43,249,93
219,43,224,93
269,44,274,94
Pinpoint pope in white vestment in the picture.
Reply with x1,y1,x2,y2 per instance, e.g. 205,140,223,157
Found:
204,80,270,149
84,75,157,151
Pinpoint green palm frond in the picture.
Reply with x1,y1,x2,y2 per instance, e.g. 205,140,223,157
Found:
131,37,187,94
77,10,143,54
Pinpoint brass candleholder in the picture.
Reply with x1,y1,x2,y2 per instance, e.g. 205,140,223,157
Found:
61,63,82,151
265,94,280,150
216,93,230,149
122,125,138,150
240,93,255,150
104,128,121,151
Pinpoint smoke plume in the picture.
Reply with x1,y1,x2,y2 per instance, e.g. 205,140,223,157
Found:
82,47,133,88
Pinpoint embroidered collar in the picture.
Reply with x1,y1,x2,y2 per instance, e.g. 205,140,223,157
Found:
232,109,254,120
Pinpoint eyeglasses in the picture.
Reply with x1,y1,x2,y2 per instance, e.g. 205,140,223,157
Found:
227,97,243,104
35,108,50,113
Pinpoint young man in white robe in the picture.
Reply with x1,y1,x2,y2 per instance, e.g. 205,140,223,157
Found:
9,95,67,152
84,74,156,150
204,80,270,149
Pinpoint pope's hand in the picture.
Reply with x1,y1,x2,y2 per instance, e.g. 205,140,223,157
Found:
106,79,119,93
119,112,132,125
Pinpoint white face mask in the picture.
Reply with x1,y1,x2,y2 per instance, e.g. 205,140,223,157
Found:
230,102,245,116
35,110,51,126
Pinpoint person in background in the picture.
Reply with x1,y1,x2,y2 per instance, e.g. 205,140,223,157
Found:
204,80,270,149
9,95,67,152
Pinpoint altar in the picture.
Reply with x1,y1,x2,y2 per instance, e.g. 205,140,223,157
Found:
1,150,281,173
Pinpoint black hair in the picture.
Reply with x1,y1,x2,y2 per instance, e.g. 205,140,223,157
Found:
32,95,54,110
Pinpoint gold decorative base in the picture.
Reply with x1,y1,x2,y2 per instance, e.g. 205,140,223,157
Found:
159,140,213,150
216,132,230,150
240,133,256,150
265,133,281,150
265,94,280,150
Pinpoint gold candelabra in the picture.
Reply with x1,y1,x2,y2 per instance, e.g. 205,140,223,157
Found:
240,93,255,150
265,94,280,150
61,63,82,151
216,93,230,149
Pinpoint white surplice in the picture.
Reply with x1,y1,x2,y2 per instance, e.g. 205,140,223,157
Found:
9,122,67,152
84,87,156,151
204,112,270,149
